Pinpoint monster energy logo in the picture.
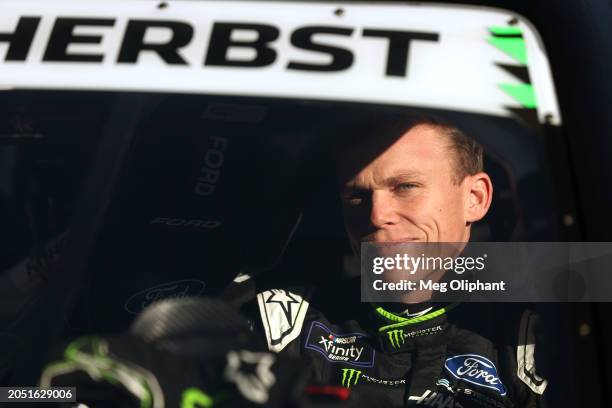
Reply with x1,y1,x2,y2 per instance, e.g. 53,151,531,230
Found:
387,329,405,349
386,326,443,349
341,368,362,388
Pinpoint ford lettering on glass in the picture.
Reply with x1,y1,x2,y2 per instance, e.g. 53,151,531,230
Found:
124,279,206,314
444,354,507,396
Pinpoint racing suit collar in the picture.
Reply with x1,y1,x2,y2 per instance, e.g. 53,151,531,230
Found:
371,303,457,353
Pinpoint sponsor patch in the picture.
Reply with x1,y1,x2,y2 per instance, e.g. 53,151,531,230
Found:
444,354,507,396
386,325,443,349
339,368,405,388
305,321,375,367
341,368,361,388
257,289,309,353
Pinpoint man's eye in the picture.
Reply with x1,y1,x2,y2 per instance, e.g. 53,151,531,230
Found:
342,190,367,206
395,183,417,191
343,196,363,206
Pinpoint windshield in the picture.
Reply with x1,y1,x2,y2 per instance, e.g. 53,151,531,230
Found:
0,89,560,361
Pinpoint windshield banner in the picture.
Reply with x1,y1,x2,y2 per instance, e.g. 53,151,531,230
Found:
0,1,560,125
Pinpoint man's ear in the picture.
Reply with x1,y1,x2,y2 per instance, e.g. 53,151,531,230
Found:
464,172,493,223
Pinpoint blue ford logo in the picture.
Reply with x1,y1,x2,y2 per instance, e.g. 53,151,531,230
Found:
124,279,206,314
444,354,507,396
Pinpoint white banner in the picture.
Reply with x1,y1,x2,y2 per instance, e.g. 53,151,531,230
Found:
0,0,561,124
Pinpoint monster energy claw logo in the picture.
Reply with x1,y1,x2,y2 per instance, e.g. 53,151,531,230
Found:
341,368,362,388
387,329,405,349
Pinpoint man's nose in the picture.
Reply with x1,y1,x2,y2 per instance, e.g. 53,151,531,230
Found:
369,191,399,229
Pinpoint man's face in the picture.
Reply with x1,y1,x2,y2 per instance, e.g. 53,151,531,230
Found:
339,125,488,252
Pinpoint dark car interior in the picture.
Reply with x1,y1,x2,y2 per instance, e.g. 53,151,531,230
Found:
0,91,579,405
2,0,612,406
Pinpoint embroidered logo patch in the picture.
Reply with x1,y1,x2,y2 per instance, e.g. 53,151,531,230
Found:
444,354,507,396
257,289,309,352
305,321,375,367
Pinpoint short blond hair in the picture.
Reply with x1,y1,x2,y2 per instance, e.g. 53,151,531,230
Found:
412,119,484,184
333,112,484,185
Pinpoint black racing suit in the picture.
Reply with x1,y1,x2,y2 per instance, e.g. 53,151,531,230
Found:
248,282,548,408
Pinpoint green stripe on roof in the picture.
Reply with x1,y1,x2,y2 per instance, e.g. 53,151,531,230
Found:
488,37,527,65
500,83,537,108
489,26,523,36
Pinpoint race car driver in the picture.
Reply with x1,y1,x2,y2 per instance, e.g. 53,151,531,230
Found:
248,117,549,407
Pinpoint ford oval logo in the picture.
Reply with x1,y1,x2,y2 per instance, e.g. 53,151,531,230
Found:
444,354,507,396
124,279,206,314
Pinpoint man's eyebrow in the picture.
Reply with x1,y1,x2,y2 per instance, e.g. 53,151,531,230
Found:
382,171,423,186
342,170,423,191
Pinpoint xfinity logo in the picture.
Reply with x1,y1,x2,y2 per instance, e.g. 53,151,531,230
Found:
318,336,363,361
444,354,507,396
0,16,438,77
305,321,375,367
